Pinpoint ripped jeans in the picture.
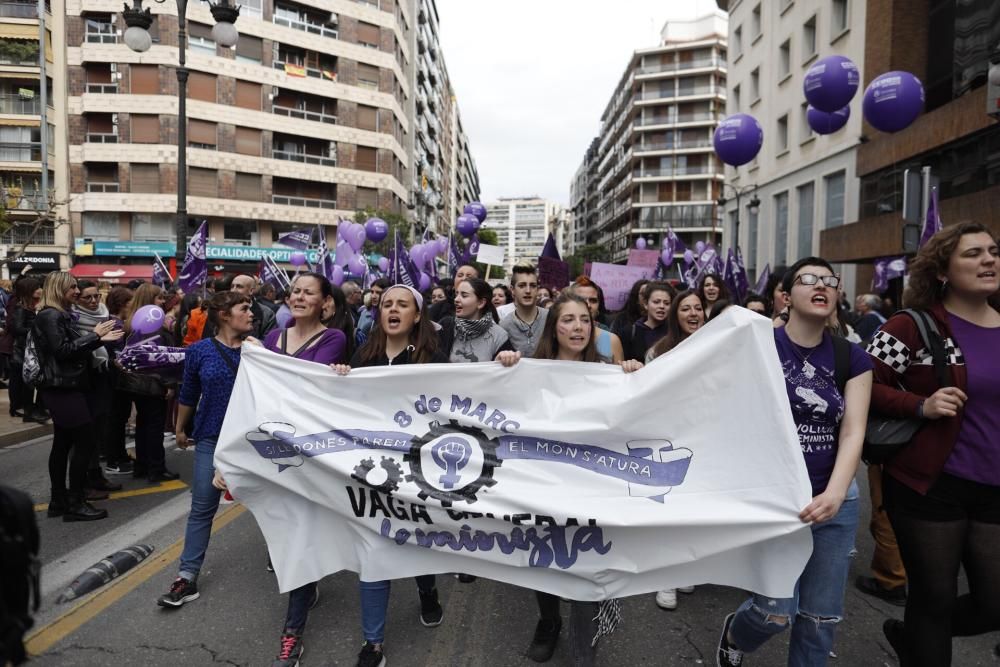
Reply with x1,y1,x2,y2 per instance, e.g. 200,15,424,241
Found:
729,483,859,666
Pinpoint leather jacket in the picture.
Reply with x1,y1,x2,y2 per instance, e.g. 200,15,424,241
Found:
32,307,102,390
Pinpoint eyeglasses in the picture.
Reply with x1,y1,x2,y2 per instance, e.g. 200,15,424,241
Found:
794,273,841,289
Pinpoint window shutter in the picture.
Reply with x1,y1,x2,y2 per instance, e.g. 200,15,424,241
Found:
130,65,158,94
356,146,377,171
358,22,380,46
235,34,262,61
235,80,261,110
88,114,113,133
188,22,213,40
356,186,377,209
235,173,261,200
130,164,160,193
131,115,160,143
235,127,261,156
357,105,378,131
188,167,218,197
188,119,217,146
188,72,217,103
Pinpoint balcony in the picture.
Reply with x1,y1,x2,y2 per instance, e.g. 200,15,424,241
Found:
272,194,337,209
635,139,714,153
636,57,722,76
0,1,47,17
273,148,337,167
272,104,337,125
85,83,118,94
0,142,42,161
273,59,338,82
85,132,118,143
86,182,120,193
273,13,338,39
2,188,45,211
85,26,117,44
633,166,716,179
0,94,40,114
633,112,716,127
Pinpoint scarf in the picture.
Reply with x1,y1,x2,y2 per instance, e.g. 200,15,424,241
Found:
454,315,493,340
73,302,110,369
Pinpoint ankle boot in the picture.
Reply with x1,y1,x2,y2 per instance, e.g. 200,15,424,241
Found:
63,492,108,522
47,491,69,518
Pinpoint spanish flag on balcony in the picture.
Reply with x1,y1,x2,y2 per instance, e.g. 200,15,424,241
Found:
284,63,306,78
322,69,336,81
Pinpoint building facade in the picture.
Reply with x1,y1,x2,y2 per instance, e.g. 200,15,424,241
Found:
722,0,865,291
0,0,69,278
568,136,598,255
483,196,561,273
573,12,728,266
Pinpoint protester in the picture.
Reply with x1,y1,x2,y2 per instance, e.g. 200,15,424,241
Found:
612,279,649,344
331,284,449,667
275,289,293,329
174,293,202,347
430,286,447,305
342,280,363,326
256,283,280,314
158,291,256,608
743,293,767,315
33,272,124,521
568,276,623,362
438,277,514,362
356,278,389,343
320,283,357,362
428,264,479,322
499,264,548,357
853,294,887,343
536,286,552,303
496,293,641,664
102,286,135,474
492,285,513,309
623,281,675,361
717,257,872,666
162,293,182,334
646,290,706,362
7,277,43,422
868,223,1000,666
697,274,730,317
230,275,277,339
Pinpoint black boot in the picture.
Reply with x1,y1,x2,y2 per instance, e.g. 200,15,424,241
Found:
63,492,108,522
527,617,562,662
47,490,69,518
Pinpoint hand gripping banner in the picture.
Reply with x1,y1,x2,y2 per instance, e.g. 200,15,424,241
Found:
215,308,813,600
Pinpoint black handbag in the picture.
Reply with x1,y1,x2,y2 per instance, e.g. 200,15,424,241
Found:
862,309,949,465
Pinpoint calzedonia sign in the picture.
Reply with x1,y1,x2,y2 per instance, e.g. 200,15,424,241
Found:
7,251,60,274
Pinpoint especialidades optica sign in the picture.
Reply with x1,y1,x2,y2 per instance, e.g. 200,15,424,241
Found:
216,308,813,601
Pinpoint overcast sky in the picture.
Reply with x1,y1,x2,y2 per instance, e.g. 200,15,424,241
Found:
436,0,722,206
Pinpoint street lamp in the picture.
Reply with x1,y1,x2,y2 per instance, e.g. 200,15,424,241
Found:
717,184,759,251
122,0,239,268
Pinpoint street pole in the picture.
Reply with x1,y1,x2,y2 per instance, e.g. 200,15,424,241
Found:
175,0,189,266
733,190,741,252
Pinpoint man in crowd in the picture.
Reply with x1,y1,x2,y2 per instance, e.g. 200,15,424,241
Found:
202,275,277,340
256,283,280,314
356,278,389,344
853,293,887,343
342,281,363,326
499,263,548,356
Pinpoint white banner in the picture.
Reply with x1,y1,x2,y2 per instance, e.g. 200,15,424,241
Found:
215,308,813,600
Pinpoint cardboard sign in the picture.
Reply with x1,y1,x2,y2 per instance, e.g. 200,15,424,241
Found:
627,249,659,269
589,262,655,311
537,256,569,290
475,243,505,266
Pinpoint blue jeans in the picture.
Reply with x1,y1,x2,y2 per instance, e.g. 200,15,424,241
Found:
178,438,221,581
359,575,436,643
729,482,859,667
284,582,319,633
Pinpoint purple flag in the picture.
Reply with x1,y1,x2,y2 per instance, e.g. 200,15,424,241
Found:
753,263,771,296
315,224,338,282
152,253,171,289
666,227,687,257
462,233,481,265
277,227,314,251
448,234,461,278
389,230,420,288
919,187,942,248
261,255,289,290
177,220,207,294
723,248,750,304
872,256,907,293
540,233,561,261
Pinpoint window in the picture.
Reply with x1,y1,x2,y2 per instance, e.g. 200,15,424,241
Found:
188,119,217,149
87,114,117,142
86,163,118,191
132,213,172,241
799,102,813,142
356,146,377,171
357,22,380,49
733,25,742,59
82,212,119,240
130,65,158,94
750,67,760,102
235,35,263,64
130,164,160,192
831,0,849,36
235,80,261,110
796,182,814,258
824,170,846,228
356,186,377,209
131,114,160,143
188,72,217,103
357,63,379,90
236,173,262,201
357,104,378,132
187,22,216,55
235,127,261,156
777,114,789,153
774,191,788,265
223,220,256,245
802,16,816,60
747,207,759,271
779,39,791,79
188,167,217,198
751,4,762,39
732,84,741,113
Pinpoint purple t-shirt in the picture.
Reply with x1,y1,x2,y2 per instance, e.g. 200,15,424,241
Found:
943,314,1000,486
774,328,873,495
263,327,347,365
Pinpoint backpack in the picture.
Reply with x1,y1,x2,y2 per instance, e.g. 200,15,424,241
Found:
0,485,41,666
20,331,44,387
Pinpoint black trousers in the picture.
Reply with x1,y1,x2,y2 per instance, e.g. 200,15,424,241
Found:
8,361,36,415
132,394,167,474
106,389,134,467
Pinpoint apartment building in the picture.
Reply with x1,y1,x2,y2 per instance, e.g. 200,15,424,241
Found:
0,0,69,278
721,0,865,290
568,136,598,255
483,196,561,273
573,11,728,266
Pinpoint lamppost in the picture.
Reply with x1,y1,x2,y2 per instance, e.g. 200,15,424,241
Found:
122,0,239,267
717,184,760,250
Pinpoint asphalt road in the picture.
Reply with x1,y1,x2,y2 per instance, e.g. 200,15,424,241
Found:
5,435,998,667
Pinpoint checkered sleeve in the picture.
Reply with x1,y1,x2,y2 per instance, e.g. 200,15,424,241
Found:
867,330,911,374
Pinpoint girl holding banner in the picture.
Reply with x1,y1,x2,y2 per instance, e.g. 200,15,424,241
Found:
646,290,707,363
437,278,515,363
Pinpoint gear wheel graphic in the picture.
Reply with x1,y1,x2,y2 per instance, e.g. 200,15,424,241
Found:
404,420,502,507
351,456,404,494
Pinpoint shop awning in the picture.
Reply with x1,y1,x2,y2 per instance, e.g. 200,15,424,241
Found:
69,264,152,284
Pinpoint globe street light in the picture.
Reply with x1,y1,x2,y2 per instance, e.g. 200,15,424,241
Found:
717,184,760,251
122,0,239,271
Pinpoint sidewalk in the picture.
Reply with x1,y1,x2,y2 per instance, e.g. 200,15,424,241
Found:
0,391,53,448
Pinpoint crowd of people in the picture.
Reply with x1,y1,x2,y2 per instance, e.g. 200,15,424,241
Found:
14,221,999,666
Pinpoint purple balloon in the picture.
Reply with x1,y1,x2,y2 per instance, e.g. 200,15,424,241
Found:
803,55,860,113
635,237,647,250
437,237,448,254
464,202,487,223
330,265,344,286
377,256,390,272
807,105,850,135
289,251,307,267
418,272,432,291
683,249,695,265
344,222,367,252
347,255,367,275
694,241,706,254
410,244,426,269
457,214,478,237
863,71,924,133
130,305,165,335
661,249,673,265
364,217,388,243
662,237,671,249
713,114,763,167
335,240,355,266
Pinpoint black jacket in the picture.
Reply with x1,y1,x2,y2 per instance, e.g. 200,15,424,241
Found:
351,346,448,367
32,307,102,390
9,305,35,364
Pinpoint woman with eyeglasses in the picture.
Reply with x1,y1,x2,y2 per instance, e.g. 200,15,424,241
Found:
716,257,873,667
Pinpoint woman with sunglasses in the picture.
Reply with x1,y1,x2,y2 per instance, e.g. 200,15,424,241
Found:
716,257,872,667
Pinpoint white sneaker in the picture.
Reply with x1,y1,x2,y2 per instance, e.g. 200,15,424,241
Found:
678,586,696,594
655,589,678,610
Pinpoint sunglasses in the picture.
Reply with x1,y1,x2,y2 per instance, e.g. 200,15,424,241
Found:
794,273,841,289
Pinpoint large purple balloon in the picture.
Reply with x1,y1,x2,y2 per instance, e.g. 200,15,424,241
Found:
713,114,763,167
863,71,924,133
131,305,165,335
343,222,367,252
347,255,367,275
661,249,673,265
410,244,427,269
289,251,307,267
418,272,432,291
364,217,388,243
456,214,478,237
330,265,344,286
807,105,851,135
635,237,647,250
436,236,448,254
683,249,694,265
803,55,860,113
464,202,487,223
377,256,389,272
